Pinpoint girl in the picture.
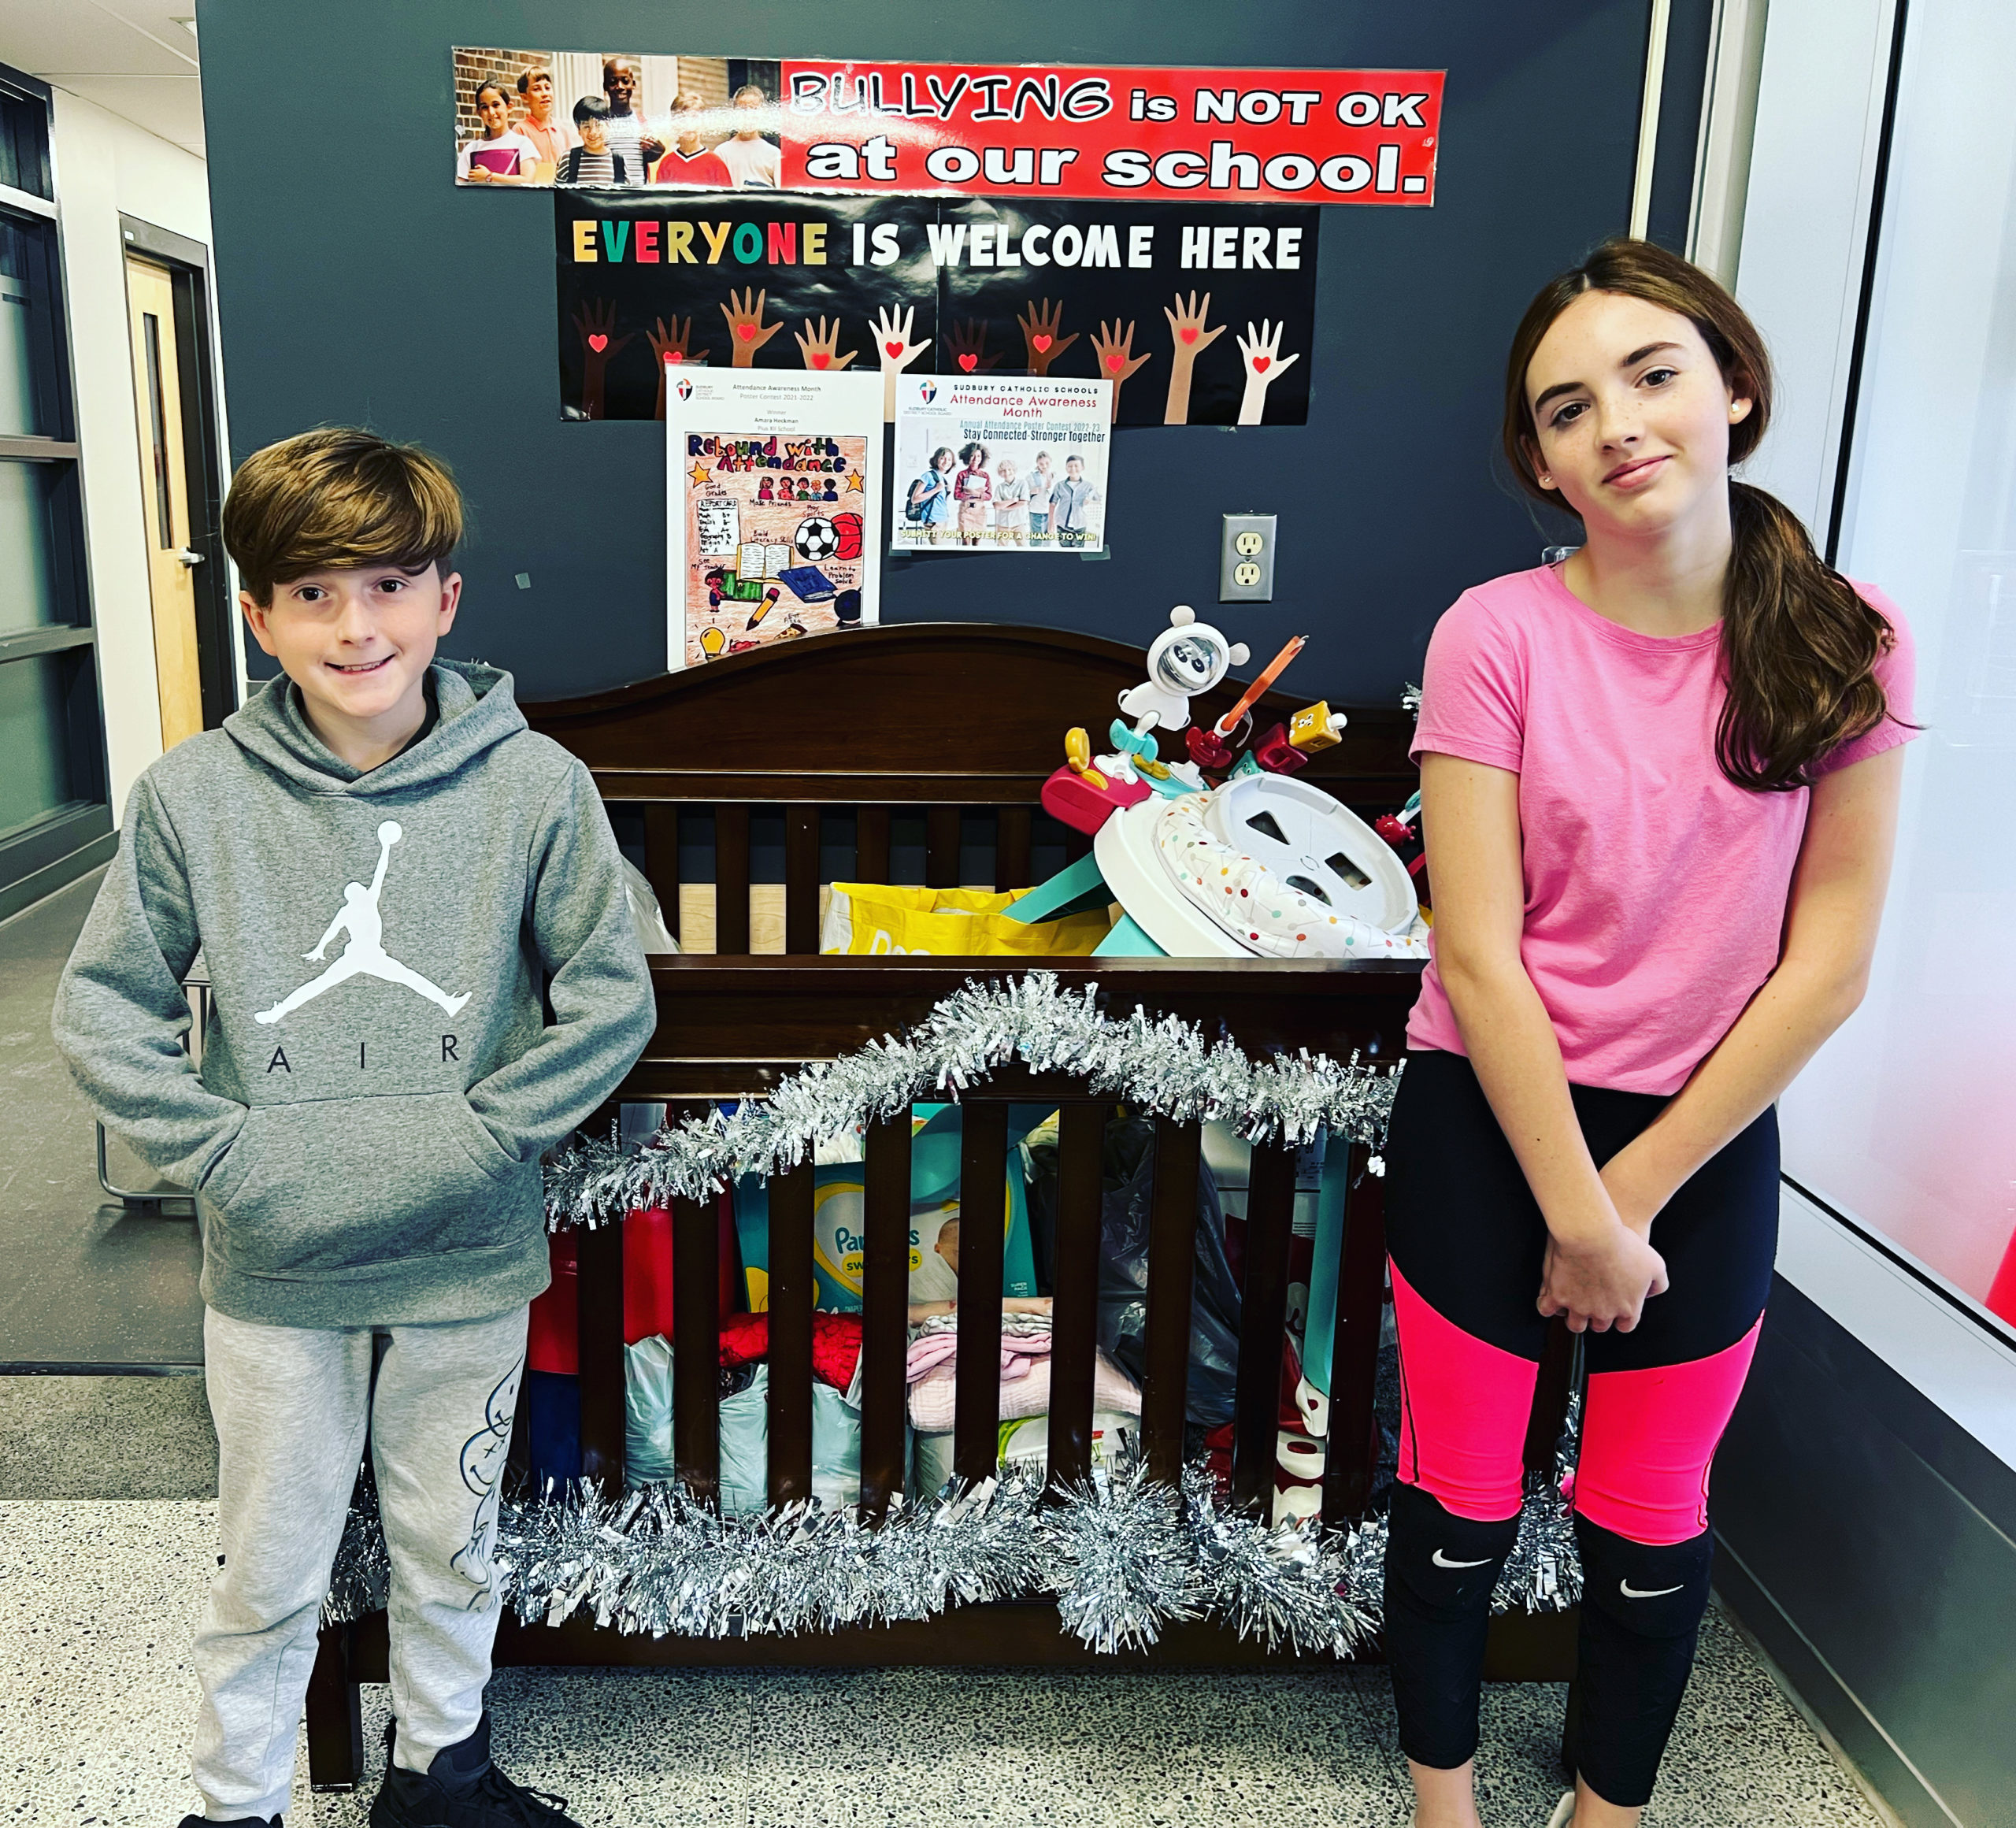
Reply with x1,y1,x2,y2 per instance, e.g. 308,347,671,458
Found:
1385,239,1914,1828
954,442,993,547
454,79,541,184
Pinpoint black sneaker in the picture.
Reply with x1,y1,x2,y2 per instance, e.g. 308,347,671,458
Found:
368,1711,584,1827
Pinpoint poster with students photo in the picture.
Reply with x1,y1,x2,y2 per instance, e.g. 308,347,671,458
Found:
451,49,782,188
892,375,1112,554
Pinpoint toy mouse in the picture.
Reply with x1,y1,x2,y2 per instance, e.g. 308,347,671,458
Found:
1117,606,1251,735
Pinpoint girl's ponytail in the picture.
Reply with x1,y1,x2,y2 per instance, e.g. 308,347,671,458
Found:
1501,238,1898,792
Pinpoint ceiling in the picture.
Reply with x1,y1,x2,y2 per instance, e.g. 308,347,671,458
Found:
0,0,203,159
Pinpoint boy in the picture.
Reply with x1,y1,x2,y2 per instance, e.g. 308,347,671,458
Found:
53,428,655,1828
649,89,733,188
1049,452,1103,550
559,95,628,186
512,65,577,180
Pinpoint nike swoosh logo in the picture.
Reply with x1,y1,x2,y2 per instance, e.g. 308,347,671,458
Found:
1621,1579,1684,1599
1432,1549,1492,1569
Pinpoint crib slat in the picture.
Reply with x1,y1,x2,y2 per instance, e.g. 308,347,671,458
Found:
858,1111,914,1523
996,806,1032,892
1047,1100,1105,1493
1321,1142,1388,1523
672,1193,721,1505
714,804,751,955
766,1160,816,1507
951,1101,1010,1485
1525,1317,1578,1474
856,806,891,884
1142,1118,1202,1485
926,806,961,889
784,806,821,954
642,806,681,944
576,1212,627,1496
1230,1140,1298,1516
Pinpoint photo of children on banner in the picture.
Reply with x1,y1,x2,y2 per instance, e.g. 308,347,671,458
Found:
554,193,1317,425
455,52,790,191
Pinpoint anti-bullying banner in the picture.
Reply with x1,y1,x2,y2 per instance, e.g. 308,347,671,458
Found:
454,50,1441,206
557,193,1319,427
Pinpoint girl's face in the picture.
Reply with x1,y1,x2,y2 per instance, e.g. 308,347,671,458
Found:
933,451,954,472
965,451,986,470
1523,291,1749,540
476,88,510,134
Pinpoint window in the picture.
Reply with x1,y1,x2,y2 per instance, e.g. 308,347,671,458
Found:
1775,2,2016,1335
0,62,108,921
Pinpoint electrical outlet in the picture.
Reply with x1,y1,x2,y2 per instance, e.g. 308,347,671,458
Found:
1220,513,1277,602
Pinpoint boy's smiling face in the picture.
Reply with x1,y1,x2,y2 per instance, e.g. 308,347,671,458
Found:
243,564,460,764
579,113,608,154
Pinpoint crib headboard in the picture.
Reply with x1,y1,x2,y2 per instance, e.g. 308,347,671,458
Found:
524,621,1419,960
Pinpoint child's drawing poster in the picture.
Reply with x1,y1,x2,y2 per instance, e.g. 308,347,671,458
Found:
665,369,883,669
891,374,1112,554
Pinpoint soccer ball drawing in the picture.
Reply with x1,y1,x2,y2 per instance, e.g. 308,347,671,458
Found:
793,517,840,562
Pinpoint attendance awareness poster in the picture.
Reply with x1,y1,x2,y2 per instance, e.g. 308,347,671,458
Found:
892,375,1111,554
665,368,883,669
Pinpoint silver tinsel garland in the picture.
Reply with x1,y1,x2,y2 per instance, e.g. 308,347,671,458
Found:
543,971,1403,1227
325,1444,1396,1656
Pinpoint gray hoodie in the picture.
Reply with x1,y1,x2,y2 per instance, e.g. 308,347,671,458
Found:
53,658,655,1329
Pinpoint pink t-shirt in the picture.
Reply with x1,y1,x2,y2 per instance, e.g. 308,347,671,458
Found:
1405,564,1916,1094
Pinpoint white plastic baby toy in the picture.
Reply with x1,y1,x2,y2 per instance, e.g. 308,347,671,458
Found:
1118,606,1251,735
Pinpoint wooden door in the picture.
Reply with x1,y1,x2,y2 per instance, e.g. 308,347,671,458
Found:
125,255,204,750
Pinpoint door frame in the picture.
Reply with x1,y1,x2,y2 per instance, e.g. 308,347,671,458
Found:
118,214,235,730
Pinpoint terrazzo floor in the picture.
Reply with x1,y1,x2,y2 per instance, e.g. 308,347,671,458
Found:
2,1492,1890,1828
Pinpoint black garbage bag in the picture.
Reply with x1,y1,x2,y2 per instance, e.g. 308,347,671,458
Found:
1025,1111,1242,1429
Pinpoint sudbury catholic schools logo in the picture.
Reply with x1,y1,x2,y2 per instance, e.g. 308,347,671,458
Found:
917,379,937,404
675,376,694,402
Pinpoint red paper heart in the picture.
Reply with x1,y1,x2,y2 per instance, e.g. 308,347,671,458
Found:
811,352,831,369
1032,333,1052,351
1105,354,1123,373
1252,354,1271,372
1180,327,1199,344
664,350,683,364
587,334,608,353
958,354,978,372
737,324,756,341
884,340,903,358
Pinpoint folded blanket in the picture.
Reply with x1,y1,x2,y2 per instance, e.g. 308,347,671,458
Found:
906,1346,1140,1433
906,1324,1052,1385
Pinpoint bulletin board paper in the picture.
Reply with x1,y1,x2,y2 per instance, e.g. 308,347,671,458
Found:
665,369,884,669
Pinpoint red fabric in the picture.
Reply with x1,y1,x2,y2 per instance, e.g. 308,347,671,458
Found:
527,1229,579,1375
702,1309,865,1392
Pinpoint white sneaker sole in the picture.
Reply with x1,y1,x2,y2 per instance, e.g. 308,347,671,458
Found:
1544,1789,1577,1828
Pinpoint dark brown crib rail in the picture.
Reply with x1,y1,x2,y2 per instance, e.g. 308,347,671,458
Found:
301,628,1568,1792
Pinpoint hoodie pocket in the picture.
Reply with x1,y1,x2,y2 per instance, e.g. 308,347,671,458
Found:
211,1092,532,1281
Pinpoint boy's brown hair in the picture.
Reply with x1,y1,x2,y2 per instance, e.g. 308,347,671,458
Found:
222,427,462,604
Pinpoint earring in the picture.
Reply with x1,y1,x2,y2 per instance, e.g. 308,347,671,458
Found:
1730,405,1741,419
1539,473,1554,487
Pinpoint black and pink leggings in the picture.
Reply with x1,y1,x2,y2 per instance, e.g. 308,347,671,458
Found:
1380,1048,1778,1809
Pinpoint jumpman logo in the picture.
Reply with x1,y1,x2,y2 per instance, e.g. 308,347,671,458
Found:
255,821,470,1025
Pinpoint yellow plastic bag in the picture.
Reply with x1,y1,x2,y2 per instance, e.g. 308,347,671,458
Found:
821,883,1110,957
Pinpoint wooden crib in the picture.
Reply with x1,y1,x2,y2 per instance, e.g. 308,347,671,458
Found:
304,624,1575,1789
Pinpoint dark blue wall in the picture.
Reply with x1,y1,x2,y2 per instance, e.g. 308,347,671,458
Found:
196,1,1667,703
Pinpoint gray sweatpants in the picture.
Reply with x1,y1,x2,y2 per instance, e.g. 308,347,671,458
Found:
191,1303,528,1822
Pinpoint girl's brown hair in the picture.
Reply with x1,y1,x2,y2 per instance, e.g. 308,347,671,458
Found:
1502,238,1896,791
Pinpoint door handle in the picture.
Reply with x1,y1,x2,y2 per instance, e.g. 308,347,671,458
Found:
175,548,205,567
